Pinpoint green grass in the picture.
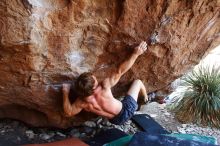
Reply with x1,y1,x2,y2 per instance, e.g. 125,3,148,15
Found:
174,66,220,128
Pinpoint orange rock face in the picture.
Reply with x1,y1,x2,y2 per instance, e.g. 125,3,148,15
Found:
0,0,219,128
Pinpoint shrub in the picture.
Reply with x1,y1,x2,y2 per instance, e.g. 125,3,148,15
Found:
174,66,220,128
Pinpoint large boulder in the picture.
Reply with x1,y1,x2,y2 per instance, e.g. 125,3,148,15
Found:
0,0,219,128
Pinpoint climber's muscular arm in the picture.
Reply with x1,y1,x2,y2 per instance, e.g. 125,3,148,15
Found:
103,41,148,88
62,84,84,117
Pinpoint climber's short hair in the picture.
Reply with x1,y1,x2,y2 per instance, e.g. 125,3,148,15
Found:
75,72,95,99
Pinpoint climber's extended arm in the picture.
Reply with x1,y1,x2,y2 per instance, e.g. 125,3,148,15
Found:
62,84,83,117
103,41,148,88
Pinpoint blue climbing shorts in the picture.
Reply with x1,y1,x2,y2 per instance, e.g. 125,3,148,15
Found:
109,95,138,125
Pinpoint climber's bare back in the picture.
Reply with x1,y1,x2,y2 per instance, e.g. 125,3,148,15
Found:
78,84,122,119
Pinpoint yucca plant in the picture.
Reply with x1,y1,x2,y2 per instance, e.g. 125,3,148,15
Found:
174,65,220,128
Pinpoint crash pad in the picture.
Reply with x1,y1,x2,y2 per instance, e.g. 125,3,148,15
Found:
128,132,218,146
164,133,218,145
131,114,170,134
23,137,89,146
86,128,128,146
103,135,133,146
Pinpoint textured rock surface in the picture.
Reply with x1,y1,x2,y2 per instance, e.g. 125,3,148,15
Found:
0,0,219,128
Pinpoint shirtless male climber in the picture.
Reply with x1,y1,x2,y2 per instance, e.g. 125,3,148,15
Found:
62,41,148,125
